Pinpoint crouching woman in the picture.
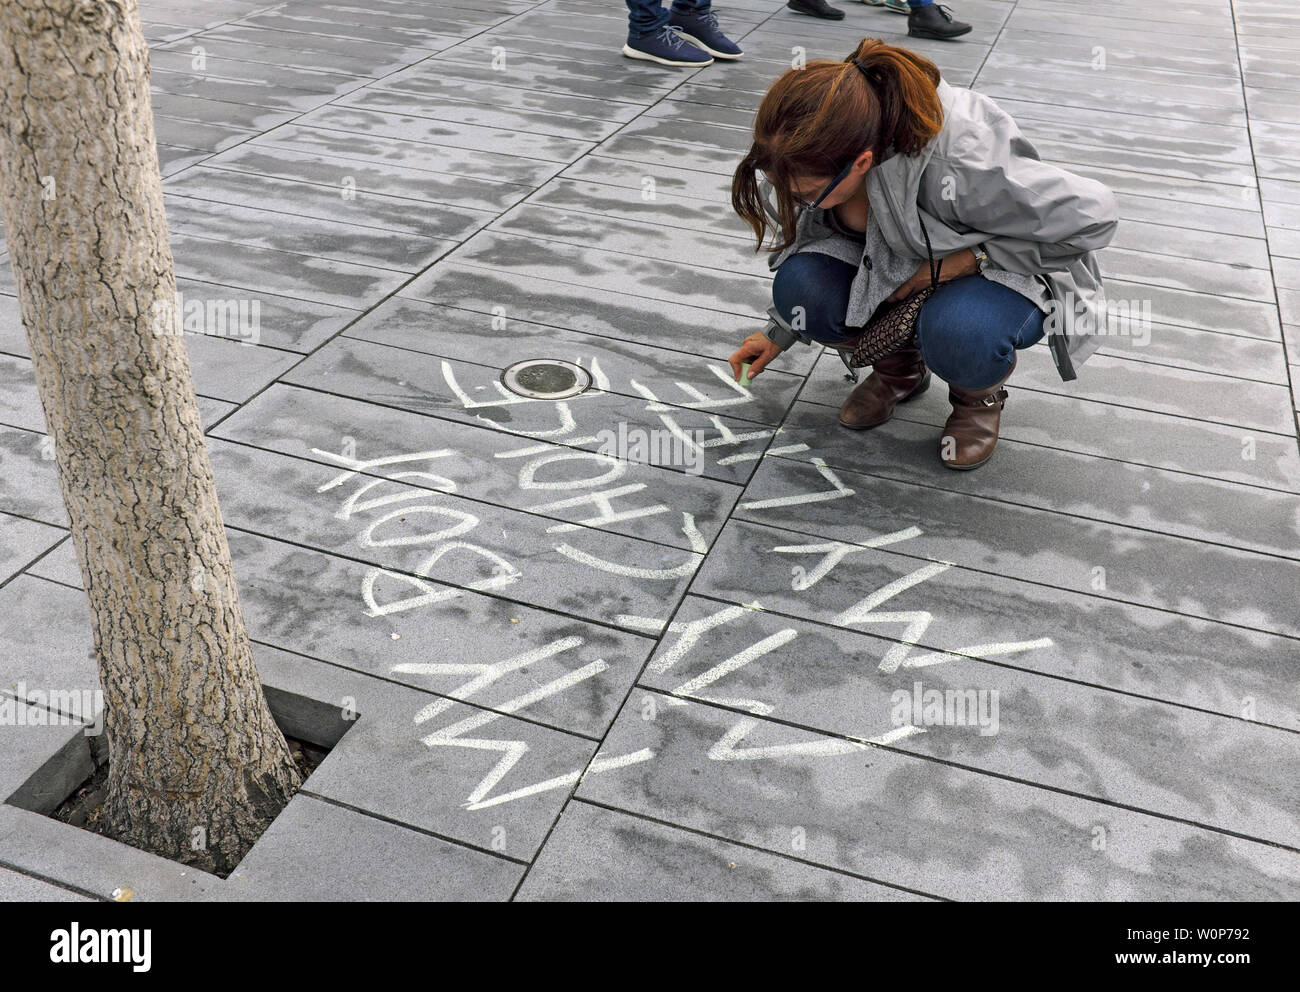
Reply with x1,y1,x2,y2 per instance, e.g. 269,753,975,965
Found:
729,38,1119,469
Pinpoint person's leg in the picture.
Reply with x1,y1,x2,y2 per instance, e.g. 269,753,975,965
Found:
915,274,1043,468
772,253,933,429
914,274,1043,390
787,0,845,21
668,0,743,59
907,0,972,40
771,252,861,344
625,0,671,37
623,0,714,65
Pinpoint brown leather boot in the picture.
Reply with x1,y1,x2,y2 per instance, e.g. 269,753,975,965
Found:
837,346,931,430
939,355,1016,470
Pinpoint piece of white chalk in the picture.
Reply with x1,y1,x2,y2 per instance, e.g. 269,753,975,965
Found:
739,362,752,387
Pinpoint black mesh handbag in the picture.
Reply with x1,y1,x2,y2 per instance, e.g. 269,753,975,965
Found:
836,210,942,383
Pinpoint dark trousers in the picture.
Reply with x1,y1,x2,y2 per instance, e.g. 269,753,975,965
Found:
772,252,1046,390
625,0,712,38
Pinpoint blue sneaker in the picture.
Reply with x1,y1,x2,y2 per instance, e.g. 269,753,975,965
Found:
668,8,743,60
623,24,713,67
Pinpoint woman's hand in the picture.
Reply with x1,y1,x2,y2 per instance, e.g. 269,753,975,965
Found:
729,331,783,383
885,248,979,303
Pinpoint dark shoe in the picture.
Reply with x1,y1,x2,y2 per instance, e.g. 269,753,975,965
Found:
787,0,845,20
838,346,931,429
668,8,743,60
908,3,971,39
938,355,1015,470
623,24,713,66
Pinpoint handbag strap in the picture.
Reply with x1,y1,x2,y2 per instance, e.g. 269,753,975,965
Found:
918,208,942,290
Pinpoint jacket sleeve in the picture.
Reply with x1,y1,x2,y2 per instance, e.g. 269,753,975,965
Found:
926,107,1120,273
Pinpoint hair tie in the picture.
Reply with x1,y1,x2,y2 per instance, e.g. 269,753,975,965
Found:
850,57,885,87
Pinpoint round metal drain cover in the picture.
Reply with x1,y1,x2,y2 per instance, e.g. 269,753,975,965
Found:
500,359,592,400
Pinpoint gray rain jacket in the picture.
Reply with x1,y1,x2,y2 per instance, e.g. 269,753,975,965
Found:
760,77,1120,381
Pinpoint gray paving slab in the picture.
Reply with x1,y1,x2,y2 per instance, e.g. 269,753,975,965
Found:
291,104,595,163
1099,246,1273,302
1011,346,1295,435
1106,220,1269,271
231,10,462,49
399,260,815,371
373,69,645,124
0,355,46,432
0,428,68,526
0,722,93,816
0,577,102,712
576,689,1300,900
489,201,768,280
800,351,1300,493
339,296,798,425
0,867,92,902
186,23,445,71
157,144,210,177
513,176,757,241
0,803,223,901
729,441,1300,639
212,382,742,548
633,594,1300,848
171,231,409,308
149,49,369,95
333,86,626,143
155,33,410,78
430,45,683,96
692,516,1300,732
151,67,349,112
19,538,77,586
1113,193,1264,241
164,192,456,272
167,166,491,244
1094,319,1288,385
148,90,299,131
0,513,64,586
280,335,774,485
219,794,524,901
228,528,651,738
199,143,534,213
249,122,565,187
254,643,597,859
2,0,1297,902
560,154,737,204
517,799,927,901
204,437,702,632
152,115,259,154
447,230,771,318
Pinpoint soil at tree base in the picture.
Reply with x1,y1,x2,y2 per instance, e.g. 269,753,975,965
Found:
49,735,328,878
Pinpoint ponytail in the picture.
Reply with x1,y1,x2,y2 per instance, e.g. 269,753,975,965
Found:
731,38,943,252
844,37,942,158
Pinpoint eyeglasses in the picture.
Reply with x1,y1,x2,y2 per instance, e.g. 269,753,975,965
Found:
794,158,855,210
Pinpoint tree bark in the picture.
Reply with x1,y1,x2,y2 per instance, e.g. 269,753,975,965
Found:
0,0,301,876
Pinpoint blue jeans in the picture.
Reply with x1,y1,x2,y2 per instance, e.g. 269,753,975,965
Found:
626,0,711,38
772,252,1045,390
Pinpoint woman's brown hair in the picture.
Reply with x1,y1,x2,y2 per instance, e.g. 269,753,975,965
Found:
731,38,944,253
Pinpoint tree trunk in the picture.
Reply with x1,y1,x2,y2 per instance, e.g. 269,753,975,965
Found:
0,0,301,876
